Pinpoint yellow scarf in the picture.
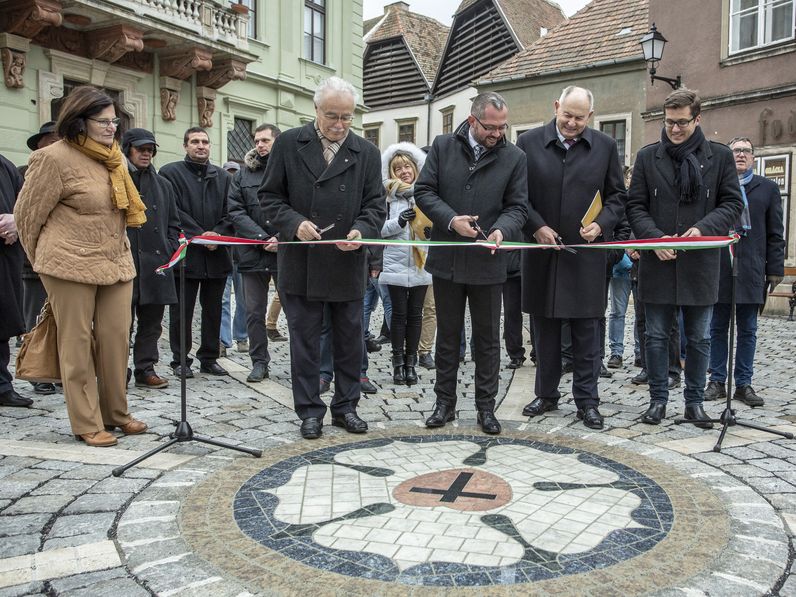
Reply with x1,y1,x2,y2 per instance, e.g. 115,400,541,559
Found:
385,178,432,270
67,135,147,228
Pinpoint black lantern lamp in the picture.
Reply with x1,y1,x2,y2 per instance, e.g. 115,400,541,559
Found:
640,23,682,89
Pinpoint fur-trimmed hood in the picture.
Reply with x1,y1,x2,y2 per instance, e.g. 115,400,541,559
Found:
244,147,267,171
381,142,426,182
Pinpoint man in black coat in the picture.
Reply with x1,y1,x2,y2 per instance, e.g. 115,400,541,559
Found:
229,123,281,383
415,91,528,435
626,89,743,427
160,127,232,378
705,136,785,407
260,77,385,440
123,128,181,389
0,152,31,407
517,86,626,430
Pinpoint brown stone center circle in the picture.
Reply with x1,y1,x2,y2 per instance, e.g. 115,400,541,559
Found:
392,468,512,511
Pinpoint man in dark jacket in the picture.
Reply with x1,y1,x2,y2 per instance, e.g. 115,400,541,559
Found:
122,128,181,389
0,152,31,407
705,136,785,407
415,91,528,435
260,77,385,440
160,127,232,378
517,86,626,430
228,123,281,383
627,89,743,427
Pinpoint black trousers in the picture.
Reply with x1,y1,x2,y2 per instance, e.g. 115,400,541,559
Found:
534,316,600,408
632,287,681,375
433,277,502,411
169,277,225,368
22,276,47,332
281,293,362,420
241,271,274,367
131,302,166,377
502,275,524,360
0,338,11,394
387,284,427,356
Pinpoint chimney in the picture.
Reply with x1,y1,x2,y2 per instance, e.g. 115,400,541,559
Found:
385,1,410,13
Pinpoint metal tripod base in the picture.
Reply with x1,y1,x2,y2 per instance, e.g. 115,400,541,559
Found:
674,407,794,453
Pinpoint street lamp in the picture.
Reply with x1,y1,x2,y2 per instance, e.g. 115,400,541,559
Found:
639,23,682,89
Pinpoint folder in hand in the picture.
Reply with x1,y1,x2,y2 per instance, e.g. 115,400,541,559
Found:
581,190,602,228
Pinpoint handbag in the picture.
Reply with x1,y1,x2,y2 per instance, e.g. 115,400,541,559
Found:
15,300,61,383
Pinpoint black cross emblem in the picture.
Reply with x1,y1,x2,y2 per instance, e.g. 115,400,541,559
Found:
409,472,496,503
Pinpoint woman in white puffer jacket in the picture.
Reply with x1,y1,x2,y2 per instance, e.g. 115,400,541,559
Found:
380,142,432,386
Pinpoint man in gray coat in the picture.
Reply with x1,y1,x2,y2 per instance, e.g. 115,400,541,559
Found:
626,89,743,427
415,91,528,435
260,77,385,440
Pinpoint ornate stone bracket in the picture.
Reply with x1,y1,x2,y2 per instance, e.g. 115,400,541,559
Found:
0,33,30,89
196,86,216,128
87,25,144,64
159,75,181,122
159,47,212,80
196,58,246,89
1,0,63,39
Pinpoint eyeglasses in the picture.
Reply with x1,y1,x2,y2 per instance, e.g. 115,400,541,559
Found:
135,146,155,154
88,117,121,129
322,112,355,123
663,117,695,129
732,147,753,156
472,114,508,133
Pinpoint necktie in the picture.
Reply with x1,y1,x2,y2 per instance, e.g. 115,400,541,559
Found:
322,141,338,166
473,144,485,161
564,138,577,150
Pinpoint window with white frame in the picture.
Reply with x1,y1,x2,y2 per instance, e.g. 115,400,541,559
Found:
730,0,795,54
594,113,631,166
304,0,326,64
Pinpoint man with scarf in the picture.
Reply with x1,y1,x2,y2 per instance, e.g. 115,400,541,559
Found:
123,128,181,389
704,136,784,407
627,89,743,427
160,127,232,379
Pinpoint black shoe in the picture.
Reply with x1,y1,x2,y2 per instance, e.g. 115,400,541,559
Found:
32,382,56,395
360,378,377,394
392,352,406,385
331,412,368,434
631,369,648,385
507,357,526,369
668,375,681,389
477,410,502,435
319,378,331,394
683,404,714,429
172,365,194,379
375,334,390,345
704,380,726,402
300,417,322,439
365,338,382,353
634,357,642,368
404,354,418,386
641,402,666,425
599,364,613,378
425,403,455,428
607,355,622,369
418,353,436,369
562,361,574,374
529,350,537,364
522,398,559,417
734,385,764,407
200,362,229,376
246,362,269,382
577,406,604,429
266,328,288,342
0,389,33,408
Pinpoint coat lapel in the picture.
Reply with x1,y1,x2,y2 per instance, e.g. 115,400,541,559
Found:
297,124,326,180
318,134,361,182
697,138,714,179
654,143,677,187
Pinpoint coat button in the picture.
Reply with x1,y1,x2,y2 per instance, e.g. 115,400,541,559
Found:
155,250,161,255
154,227,158,232
336,214,343,221
113,233,119,239
79,248,86,255
311,211,318,217
315,183,320,189
465,184,471,190
339,185,346,191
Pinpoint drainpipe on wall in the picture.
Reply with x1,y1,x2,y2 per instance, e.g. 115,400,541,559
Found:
424,92,434,147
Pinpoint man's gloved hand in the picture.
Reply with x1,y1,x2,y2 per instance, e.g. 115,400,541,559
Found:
398,208,416,227
767,275,784,293
423,226,432,239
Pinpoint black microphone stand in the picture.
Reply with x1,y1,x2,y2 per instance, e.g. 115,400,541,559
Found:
674,238,793,451
113,259,262,476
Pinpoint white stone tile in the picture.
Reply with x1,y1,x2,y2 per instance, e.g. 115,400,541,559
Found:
463,552,502,567
446,525,479,539
364,528,402,543
363,541,400,558
328,537,368,552
430,548,467,563
426,534,464,551
393,545,433,564
383,517,419,532
395,532,433,547
460,538,497,555
332,524,371,541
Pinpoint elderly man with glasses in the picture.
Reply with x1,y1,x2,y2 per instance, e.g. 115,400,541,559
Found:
626,89,743,427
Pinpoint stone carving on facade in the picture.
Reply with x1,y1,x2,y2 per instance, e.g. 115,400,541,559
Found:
160,88,178,121
1,0,63,39
1,48,25,88
159,47,212,81
87,25,144,64
196,86,216,128
196,59,246,89
33,25,83,54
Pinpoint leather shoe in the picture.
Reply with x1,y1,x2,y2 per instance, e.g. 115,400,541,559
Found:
135,373,169,389
607,355,622,369
641,402,666,425
683,404,714,429
631,369,648,385
704,380,727,402
577,406,604,429
200,362,228,376
300,417,322,439
365,338,382,353
562,361,574,374
331,412,368,434
477,410,502,434
734,385,764,407
246,362,269,382
106,418,147,435
522,398,559,417
668,375,681,389
267,328,287,342
360,378,377,394
172,365,194,379
425,403,455,428
319,378,331,394
418,353,436,369
32,382,57,395
75,430,117,447
507,357,526,369
0,389,33,408
599,364,613,378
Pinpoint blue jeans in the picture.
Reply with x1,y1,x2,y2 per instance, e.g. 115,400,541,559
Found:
645,303,712,405
709,302,758,387
363,278,392,337
220,268,247,347
608,276,632,357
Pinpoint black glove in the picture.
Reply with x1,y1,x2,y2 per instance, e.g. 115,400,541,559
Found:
398,208,416,227
423,226,432,239
767,275,784,293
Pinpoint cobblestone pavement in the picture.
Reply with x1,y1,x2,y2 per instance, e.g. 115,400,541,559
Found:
2,303,796,596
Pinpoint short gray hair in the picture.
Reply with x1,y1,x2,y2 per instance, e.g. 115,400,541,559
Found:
471,92,508,119
558,86,594,111
728,136,754,153
313,76,359,108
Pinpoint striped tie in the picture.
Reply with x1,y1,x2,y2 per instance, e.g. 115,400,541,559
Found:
473,144,485,161
564,138,577,150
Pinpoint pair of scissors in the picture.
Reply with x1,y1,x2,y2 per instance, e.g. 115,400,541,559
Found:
315,223,335,235
469,218,490,242
555,235,578,254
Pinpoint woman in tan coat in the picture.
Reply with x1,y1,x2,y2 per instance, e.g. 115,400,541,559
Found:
15,86,148,447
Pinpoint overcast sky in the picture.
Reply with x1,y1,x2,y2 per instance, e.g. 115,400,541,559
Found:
362,0,592,24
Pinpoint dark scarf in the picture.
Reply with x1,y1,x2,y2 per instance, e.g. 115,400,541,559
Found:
183,155,209,177
660,125,705,203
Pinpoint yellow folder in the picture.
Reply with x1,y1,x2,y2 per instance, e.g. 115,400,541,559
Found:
581,190,602,227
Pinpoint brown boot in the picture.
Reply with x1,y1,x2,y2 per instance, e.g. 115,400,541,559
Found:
106,419,148,435
75,430,118,447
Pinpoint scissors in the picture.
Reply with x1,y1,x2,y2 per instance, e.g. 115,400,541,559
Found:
469,218,490,242
316,223,335,235
555,235,578,254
